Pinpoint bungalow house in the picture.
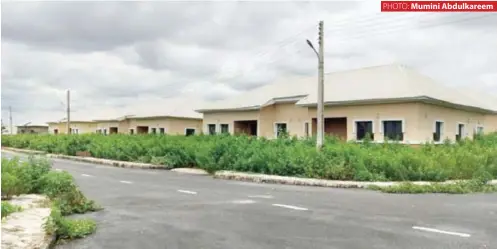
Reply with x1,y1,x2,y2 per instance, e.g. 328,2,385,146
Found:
196,64,497,144
117,114,202,135
16,124,49,134
47,118,97,134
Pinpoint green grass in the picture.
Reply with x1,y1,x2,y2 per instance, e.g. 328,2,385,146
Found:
1,201,23,218
1,157,100,240
2,132,497,183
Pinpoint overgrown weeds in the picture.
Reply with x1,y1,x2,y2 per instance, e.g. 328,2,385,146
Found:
0,157,100,240
2,132,497,183
1,201,23,218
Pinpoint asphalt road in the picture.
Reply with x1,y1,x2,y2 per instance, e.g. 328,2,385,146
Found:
2,152,496,249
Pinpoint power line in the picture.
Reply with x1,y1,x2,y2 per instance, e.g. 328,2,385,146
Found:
214,13,495,85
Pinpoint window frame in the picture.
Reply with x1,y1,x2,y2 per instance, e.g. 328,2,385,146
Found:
207,124,216,135
456,122,466,141
273,122,288,138
220,124,229,134
185,128,196,136
380,118,405,141
303,121,310,137
475,124,484,135
353,119,375,141
129,128,135,135
433,120,444,142
159,128,165,134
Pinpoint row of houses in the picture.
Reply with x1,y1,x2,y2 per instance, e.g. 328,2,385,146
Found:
42,64,497,144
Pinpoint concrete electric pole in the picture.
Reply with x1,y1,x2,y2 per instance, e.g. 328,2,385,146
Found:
66,90,71,134
316,20,324,150
306,21,325,150
9,106,13,135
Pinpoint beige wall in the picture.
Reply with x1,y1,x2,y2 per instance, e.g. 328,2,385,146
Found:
48,122,96,134
203,110,259,134
417,103,487,142
202,101,495,143
484,114,497,133
124,117,202,135
18,126,49,134
96,121,120,133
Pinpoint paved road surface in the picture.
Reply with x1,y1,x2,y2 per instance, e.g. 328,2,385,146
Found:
3,152,496,249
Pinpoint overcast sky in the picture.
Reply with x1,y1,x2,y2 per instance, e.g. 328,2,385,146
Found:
1,1,496,126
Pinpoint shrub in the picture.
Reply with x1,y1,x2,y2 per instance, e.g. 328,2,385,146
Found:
1,201,23,218
2,132,497,182
0,157,100,240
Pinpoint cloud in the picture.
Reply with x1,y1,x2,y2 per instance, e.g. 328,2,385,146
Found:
1,0,495,126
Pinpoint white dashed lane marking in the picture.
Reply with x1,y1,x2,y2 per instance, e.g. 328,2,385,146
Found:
231,200,257,204
412,226,471,238
248,195,274,199
55,169,62,172
177,190,197,195
120,180,133,184
272,204,309,211
81,174,92,177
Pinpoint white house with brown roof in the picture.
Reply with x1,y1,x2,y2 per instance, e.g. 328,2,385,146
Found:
196,64,497,144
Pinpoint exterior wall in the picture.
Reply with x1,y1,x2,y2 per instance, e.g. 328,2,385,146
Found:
203,110,259,135
167,118,202,135
125,117,202,135
417,103,487,142
309,102,421,142
259,103,309,138
48,123,62,134
96,121,120,133
202,102,495,143
70,122,97,134
484,114,497,133
17,126,49,134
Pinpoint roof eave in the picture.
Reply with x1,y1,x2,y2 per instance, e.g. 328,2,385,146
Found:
195,106,261,113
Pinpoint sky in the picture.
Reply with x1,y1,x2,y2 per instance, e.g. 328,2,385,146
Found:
1,0,496,128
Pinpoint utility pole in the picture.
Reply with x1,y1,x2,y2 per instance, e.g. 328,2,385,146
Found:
66,90,71,134
316,20,325,150
9,106,13,135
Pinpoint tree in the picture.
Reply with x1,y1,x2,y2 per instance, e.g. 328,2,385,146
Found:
1,119,7,134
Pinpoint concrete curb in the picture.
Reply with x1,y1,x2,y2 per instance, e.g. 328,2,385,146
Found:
2,147,166,169
214,171,497,189
45,154,166,169
1,147,47,155
171,168,209,175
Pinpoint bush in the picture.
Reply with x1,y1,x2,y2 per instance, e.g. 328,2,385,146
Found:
1,201,23,218
0,157,100,240
2,132,497,182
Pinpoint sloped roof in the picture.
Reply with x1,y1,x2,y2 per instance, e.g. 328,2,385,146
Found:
197,64,497,113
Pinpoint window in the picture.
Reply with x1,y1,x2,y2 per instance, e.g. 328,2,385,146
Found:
355,121,374,140
103,129,107,135
129,129,135,135
476,126,484,135
433,121,444,142
304,122,309,137
208,124,216,135
456,123,465,141
274,123,287,137
96,129,101,134
54,129,58,134
185,128,195,136
382,120,403,141
150,128,157,134
220,124,229,134
159,128,165,134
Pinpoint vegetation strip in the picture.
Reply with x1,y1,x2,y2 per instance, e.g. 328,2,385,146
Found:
2,132,497,194
1,156,101,245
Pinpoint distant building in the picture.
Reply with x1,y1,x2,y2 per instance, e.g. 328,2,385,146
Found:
16,124,49,134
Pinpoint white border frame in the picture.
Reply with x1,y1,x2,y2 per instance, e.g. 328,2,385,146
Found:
128,128,135,135
475,124,484,135
219,123,230,134
158,127,166,134
456,122,466,138
433,120,444,142
379,118,405,134
379,118,405,141
352,119,375,133
184,127,196,136
303,121,310,137
273,122,289,138
206,123,217,135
